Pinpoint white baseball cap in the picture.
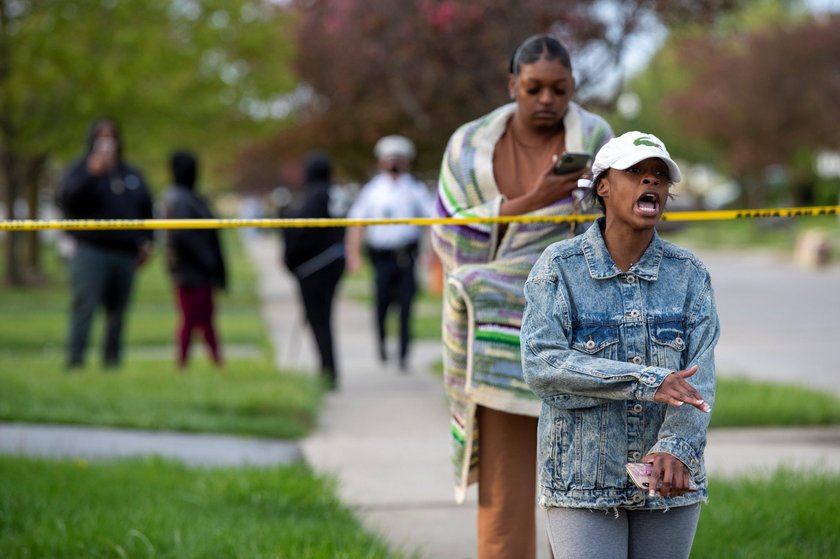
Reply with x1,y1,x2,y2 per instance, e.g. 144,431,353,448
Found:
578,131,681,189
374,135,416,161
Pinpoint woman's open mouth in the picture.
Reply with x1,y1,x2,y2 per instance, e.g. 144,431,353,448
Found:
635,192,660,217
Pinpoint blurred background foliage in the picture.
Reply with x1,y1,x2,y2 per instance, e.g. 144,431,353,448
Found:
1,0,839,285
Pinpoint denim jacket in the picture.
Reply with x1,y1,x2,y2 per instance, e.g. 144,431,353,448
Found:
522,219,719,510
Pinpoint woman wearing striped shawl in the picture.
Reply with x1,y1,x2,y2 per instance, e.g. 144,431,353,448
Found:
431,35,613,559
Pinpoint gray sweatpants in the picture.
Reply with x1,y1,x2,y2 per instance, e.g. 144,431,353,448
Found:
67,243,137,368
545,504,701,559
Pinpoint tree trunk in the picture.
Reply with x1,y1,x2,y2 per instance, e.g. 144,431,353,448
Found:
0,1,23,286
23,154,46,283
1,152,23,286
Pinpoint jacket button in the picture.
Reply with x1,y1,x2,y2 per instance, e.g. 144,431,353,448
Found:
585,340,596,350
629,309,640,318
632,404,643,413
631,493,644,503
625,274,636,284
631,355,643,365
631,450,642,460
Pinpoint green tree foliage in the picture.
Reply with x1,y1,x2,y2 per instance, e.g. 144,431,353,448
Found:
610,2,840,208
667,13,840,207
0,0,297,284
235,0,739,187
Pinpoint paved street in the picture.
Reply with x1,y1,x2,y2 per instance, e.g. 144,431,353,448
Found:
692,247,840,396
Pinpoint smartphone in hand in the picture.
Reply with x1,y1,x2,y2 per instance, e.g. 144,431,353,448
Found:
626,462,698,492
88,137,118,176
553,152,591,175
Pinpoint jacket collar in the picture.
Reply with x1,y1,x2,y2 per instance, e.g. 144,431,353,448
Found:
581,218,663,281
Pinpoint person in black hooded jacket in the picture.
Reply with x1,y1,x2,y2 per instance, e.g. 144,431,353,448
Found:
58,116,154,370
162,150,227,369
282,152,346,389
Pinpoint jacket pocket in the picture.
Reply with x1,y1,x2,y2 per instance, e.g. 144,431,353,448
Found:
571,322,620,361
650,320,686,370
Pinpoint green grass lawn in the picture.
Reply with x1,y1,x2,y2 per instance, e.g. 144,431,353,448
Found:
693,469,840,558
712,376,840,428
0,230,264,351
0,455,835,559
0,232,401,558
0,231,324,439
0,355,321,439
0,455,405,559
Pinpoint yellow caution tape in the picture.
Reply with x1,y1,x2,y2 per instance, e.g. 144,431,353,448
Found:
0,205,837,231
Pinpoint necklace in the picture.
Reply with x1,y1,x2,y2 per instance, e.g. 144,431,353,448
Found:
510,122,565,151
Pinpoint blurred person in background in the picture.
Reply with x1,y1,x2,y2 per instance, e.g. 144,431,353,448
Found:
345,135,435,371
430,35,613,558
58,116,154,371
282,152,346,390
162,150,227,370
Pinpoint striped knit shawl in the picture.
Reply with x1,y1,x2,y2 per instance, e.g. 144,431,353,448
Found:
431,102,613,501
433,101,613,413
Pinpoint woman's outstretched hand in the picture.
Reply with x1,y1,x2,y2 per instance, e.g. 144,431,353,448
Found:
653,365,711,413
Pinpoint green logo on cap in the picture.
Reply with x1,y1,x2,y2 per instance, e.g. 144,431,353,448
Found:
634,137,661,148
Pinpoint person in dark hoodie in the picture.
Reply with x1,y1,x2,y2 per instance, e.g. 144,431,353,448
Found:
282,152,346,389
58,116,154,370
162,150,227,369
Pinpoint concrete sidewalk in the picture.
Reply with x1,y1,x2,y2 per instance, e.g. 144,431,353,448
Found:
248,232,487,558
2,232,840,559
0,423,301,467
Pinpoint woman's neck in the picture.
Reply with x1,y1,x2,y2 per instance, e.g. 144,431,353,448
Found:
510,113,564,147
601,218,655,272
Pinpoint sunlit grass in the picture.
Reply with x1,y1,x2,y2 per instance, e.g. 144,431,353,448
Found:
711,376,840,428
694,469,840,558
0,230,263,351
0,354,321,439
0,232,322,439
0,232,404,558
0,455,405,559
1,455,834,559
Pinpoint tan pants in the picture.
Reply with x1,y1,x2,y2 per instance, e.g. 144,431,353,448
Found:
477,405,544,559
